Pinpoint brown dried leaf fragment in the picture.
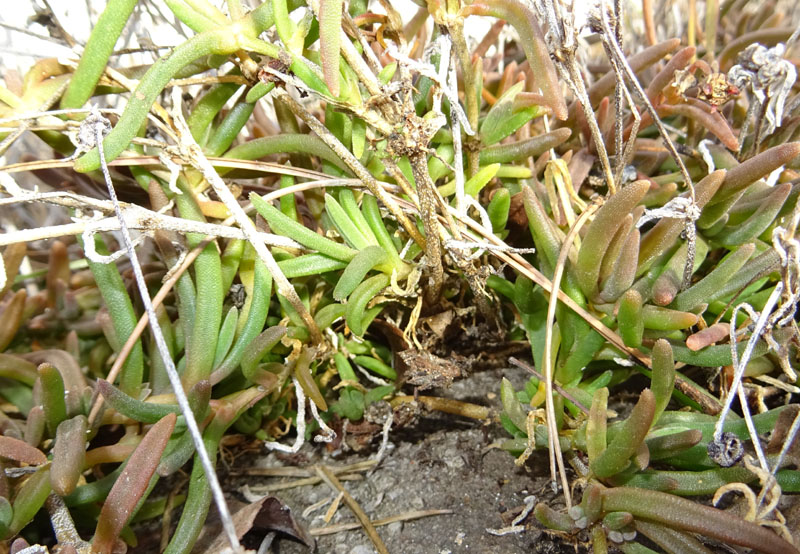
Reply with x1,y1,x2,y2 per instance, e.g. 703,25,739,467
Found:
398,349,461,391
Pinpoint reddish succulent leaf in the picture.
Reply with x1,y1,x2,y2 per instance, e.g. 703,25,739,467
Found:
686,323,730,351
645,46,696,102
598,226,640,302
0,243,27,298
92,413,176,554
658,103,738,151
46,240,70,309
462,0,567,120
575,180,650,297
24,406,45,447
588,39,680,107
713,142,800,204
513,92,553,114
0,353,37,387
319,0,342,97
718,27,796,70
0,435,46,466
0,289,26,352
50,415,88,496
23,350,86,391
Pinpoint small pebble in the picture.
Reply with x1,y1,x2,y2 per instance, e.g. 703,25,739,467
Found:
349,545,376,554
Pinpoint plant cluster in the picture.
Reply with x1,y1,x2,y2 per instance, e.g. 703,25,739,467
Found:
0,0,799,553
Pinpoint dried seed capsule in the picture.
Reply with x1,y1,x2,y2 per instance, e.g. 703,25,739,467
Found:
707,432,744,467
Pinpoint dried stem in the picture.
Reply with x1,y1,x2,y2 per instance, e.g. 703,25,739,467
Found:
410,151,444,303
541,201,599,508
315,465,390,554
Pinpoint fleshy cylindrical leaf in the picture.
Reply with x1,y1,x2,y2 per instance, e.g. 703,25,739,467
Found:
8,466,50,537
617,289,644,349
319,0,342,97
650,340,675,424
639,170,726,275
671,243,755,312
591,389,655,479
37,363,67,436
461,0,566,119
92,413,176,554
51,415,88,496
587,388,609,464
576,180,649,297
712,142,800,205
601,487,798,553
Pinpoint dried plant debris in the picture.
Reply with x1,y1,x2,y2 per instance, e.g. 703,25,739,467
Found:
0,0,799,552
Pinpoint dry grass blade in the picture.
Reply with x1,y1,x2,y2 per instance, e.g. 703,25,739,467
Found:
542,202,599,508
245,473,364,493
315,465,389,554
310,509,454,536
234,460,378,478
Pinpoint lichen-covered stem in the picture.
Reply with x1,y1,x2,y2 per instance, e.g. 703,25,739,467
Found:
410,152,444,303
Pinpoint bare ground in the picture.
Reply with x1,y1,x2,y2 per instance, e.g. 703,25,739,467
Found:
216,365,571,554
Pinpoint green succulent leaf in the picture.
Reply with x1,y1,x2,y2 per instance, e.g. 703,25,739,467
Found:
671,243,755,312
488,188,511,234
334,246,390,301
325,192,373,250
345,273,389,336
479,83,544,145
8,466,50,538
576,180,649,297
591,389,655,479
650,339,675,424
501,378,528,432
479,128,571,164
251,193,357,262
617,289,644,349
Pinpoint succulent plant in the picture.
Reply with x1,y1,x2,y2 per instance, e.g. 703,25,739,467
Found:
0,0,799,552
